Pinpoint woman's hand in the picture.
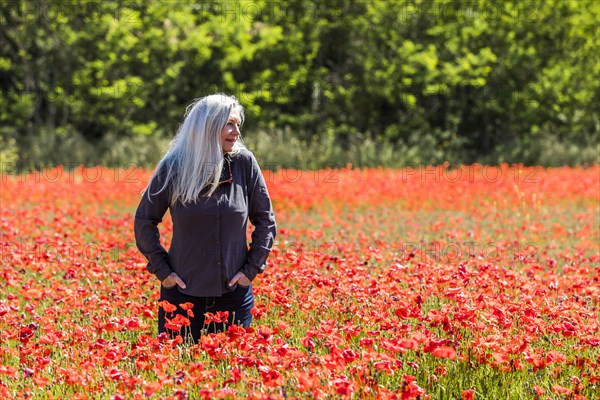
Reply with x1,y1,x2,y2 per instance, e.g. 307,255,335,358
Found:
161,272,187,289
228,271,251,287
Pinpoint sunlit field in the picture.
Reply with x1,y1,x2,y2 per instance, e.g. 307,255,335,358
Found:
1,164,598,399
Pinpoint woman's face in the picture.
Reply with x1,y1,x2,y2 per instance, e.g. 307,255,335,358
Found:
220,110,241,154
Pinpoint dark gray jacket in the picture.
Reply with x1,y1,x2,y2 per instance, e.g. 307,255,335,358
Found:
134,148,276,296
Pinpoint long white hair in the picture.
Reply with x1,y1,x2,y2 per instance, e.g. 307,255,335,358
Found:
146,93,245,204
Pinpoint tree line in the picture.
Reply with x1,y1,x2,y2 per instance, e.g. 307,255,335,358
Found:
1,0,598,169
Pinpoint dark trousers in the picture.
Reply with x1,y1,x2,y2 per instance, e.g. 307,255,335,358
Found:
158,284,254,343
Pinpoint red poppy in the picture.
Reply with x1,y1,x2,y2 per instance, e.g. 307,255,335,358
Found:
204,312,216,324
552,385,571,395
159,300,177,313
179,302,195,317
214,311,229,323
164,314,190,332
333,377,355,396
431,346,457,360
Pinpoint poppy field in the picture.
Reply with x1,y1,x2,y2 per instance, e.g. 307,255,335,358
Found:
0,163,599,399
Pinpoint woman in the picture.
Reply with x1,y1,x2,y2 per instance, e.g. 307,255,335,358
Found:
134,93,277,343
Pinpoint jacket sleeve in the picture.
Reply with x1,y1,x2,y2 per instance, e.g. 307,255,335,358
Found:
134,165,173,282
240,153,277,281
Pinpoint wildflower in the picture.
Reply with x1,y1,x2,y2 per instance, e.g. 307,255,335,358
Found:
159,300,177,313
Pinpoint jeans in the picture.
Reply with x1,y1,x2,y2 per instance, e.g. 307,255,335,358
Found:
158,283,254,343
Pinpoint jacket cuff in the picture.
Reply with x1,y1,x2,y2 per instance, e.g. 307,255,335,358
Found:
240,263,260,282
150,262,173,282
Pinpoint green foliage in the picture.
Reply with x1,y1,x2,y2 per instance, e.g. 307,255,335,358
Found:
1,0,598,169
0,134,19,165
